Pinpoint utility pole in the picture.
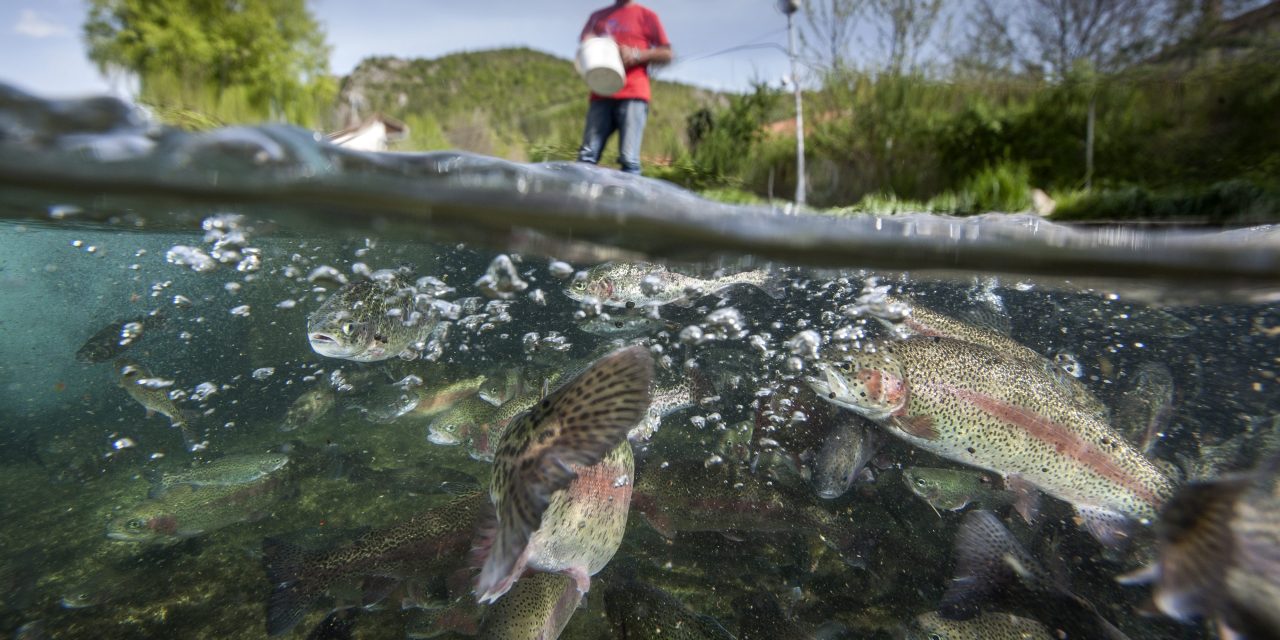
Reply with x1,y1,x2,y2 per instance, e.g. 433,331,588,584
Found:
780,0,806,208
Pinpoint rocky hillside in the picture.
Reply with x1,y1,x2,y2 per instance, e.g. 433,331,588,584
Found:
335,47,729,162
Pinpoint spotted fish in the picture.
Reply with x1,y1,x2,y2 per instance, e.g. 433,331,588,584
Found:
477,572,581,640
811,416,884,500
306,273,441,362
108,476,285,543
900,611,1053,640
116,359,199,451
630,377,697,442
475,345,653,603
885,295,1108,421
810,337,1173,546
149,452,288,497
427,393,497,447
280,385,335,432
76,311,166,363
942,510,1129,640
262,490,486,636
565,261,780,308
1121,452,1280,638
902,467,1017,514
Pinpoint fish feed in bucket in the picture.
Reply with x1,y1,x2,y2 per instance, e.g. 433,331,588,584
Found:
576,37,626,96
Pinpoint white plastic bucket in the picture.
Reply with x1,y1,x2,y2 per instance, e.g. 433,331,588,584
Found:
575,37,626,96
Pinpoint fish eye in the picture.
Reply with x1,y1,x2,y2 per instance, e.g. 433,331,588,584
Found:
614,321,624,328
127,518,145,530
341,322,354,335
915,478,926,487
572,281,587,291
929,634,943,640
836,361,854,373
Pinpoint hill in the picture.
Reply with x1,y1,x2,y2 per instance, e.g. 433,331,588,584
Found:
334,47,729,163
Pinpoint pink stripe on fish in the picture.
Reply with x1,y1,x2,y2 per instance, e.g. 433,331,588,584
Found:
937,383,1160,508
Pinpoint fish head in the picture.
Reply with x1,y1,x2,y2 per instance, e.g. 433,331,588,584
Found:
809,350,908,419
306,310,386,361
566,266,616,303
106,508,177,542
427,411,471,446
115,359,145,383
307,280,413,362
902,469,943,502
256,454,290,474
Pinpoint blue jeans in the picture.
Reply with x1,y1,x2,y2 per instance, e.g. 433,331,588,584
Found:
577,98,649,174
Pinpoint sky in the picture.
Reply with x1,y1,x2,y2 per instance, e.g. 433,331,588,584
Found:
0,1,808,100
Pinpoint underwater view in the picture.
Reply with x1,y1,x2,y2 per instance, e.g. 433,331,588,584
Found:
2,85,1280,640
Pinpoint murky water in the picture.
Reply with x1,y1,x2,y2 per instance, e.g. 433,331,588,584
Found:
1,85,1278,639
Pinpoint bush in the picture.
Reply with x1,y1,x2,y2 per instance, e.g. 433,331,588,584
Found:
960,161,1032,213
1052,180,1280,223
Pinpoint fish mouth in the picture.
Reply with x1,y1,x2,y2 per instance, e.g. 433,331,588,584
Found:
815,484,843,500
427,430,462,446
808,365,895,420
308,333,363,359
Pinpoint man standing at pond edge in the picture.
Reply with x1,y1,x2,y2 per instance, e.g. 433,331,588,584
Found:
577,1,672,175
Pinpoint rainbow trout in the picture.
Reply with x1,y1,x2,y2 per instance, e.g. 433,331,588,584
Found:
902,467,1017,514
427,393,497,447
885,295,1108,421
565,261,780,308
477,572,580,640
1121,452,1280,638
900,612,1053,640
116,359,198,451
107,476,285,543
76,311,165,363
149,452,288,497
942,510,1129,640
474,346,653,604
306,274,441,362
810,416,884,500
280,385,334,432
810,337,1173,546
262,490,486,636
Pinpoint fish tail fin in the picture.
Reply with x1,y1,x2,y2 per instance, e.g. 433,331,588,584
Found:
475,345,654,603
1147,476,1250,623
939,510,1045,619
262,537,316,636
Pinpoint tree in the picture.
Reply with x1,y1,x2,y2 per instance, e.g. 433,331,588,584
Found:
801,0,867,71
83,0,335,126
869,0,946,75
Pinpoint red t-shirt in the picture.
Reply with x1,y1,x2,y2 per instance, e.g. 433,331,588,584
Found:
580,3,670,102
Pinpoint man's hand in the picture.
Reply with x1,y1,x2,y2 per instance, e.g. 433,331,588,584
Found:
618,45,645,67
618,45,673,68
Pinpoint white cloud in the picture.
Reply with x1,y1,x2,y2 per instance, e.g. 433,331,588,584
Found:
15,9,70,38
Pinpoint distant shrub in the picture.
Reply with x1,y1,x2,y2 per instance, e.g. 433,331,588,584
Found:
1052,180,1280,223
959,161,1033,213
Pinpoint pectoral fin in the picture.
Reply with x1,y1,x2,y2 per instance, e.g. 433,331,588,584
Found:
475,346,653,604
